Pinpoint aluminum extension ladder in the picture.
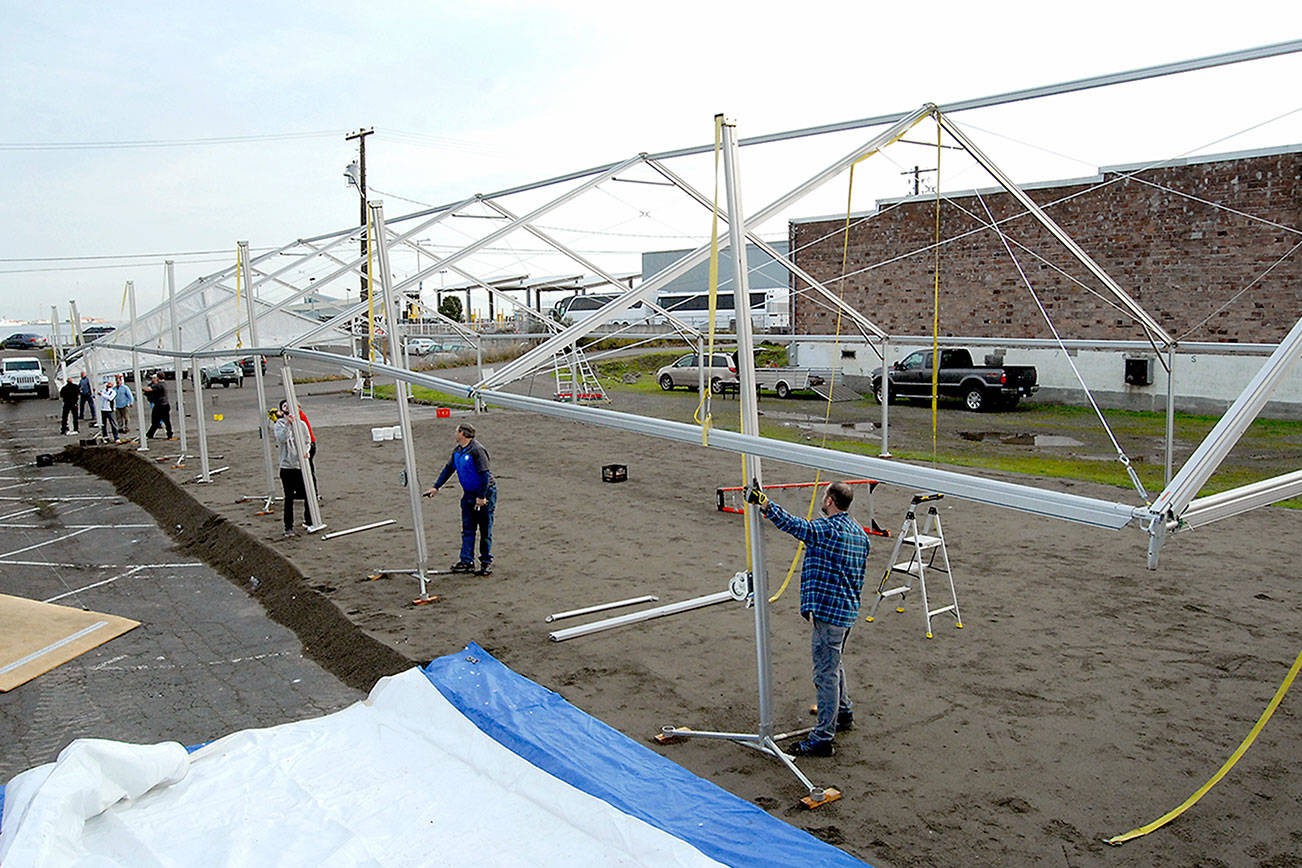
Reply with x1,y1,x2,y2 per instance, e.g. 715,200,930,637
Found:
866,494,963,638
552,348,608,402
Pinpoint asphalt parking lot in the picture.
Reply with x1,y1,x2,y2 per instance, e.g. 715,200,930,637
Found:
0,389,363,786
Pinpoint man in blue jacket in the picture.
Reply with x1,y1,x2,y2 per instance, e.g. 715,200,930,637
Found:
424,422,496,576
758,481,869,758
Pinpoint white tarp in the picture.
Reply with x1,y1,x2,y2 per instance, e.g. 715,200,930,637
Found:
0,668,723,867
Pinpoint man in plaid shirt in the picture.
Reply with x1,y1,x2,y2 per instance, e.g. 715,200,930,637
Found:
760,480,869,757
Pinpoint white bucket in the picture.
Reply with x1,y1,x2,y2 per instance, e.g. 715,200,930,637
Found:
393,426,403,440
371,427,385,442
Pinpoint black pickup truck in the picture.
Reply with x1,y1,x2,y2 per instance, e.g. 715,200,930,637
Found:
870,348,1038,411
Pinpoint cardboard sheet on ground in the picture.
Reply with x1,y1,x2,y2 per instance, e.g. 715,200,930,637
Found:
0,594,138,692
0,644,867,867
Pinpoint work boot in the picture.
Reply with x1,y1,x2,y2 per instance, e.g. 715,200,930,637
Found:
836,712,854,732
475,561,493,576
450,561,475,573
787,737,834,757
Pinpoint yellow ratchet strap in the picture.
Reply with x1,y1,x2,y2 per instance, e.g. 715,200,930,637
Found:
234,248,243,349
695,115,724,445
1107,645,1302,845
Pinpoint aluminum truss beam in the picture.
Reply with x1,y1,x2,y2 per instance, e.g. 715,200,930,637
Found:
363,42,1302,234
482,106,935,390
1179,470,1302,529
932,111,1174,349
643,156,887,341
1149,312,1302,521
477,196,701,339
282,347,1143,531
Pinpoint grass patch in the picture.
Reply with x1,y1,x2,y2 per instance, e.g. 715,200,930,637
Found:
373,384,475,408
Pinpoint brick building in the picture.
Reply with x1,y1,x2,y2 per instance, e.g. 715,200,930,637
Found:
790,144,1300,345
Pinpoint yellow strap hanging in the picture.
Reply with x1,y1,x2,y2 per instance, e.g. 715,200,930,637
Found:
1107,645,1302,845
234,248,243,349
694,115,724,445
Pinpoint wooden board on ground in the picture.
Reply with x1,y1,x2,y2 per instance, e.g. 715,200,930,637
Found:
0,593,139,692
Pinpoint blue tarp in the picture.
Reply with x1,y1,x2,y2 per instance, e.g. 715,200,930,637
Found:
3,644,869,866
422,642,867,868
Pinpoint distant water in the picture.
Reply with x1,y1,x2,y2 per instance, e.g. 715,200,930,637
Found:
0,321,124,344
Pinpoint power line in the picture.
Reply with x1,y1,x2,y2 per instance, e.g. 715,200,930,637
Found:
0,130,347,151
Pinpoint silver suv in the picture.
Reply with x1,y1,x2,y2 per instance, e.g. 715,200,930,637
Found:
656,353,738,393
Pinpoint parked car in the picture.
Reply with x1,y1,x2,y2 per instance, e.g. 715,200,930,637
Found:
201,362,244,388
656,353,739,394
871,348,1038,411
406,337,438,356
0,357,50,399
2,333,48,350
238,356,267,376
82,326,115,343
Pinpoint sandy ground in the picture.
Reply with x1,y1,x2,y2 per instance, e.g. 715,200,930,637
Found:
60,373,1302,867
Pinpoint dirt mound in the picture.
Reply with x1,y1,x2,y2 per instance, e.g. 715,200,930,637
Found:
67,446,413,691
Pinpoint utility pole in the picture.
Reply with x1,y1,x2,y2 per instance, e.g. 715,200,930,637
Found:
346,128,374,302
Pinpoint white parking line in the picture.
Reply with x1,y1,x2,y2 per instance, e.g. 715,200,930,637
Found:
89,650,294,672
0,507,39,521
0,523,155,530
0,527,94,558
44,566,148,603
0,560,205,569
0,496,120,501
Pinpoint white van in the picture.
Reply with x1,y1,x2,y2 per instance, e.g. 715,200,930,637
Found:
0,357,50,399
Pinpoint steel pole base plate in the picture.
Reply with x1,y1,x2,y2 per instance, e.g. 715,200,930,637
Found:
801,787,841,809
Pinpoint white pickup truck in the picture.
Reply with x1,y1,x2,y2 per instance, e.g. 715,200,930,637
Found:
0,357,51,399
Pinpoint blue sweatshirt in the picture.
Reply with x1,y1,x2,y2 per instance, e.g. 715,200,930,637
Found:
434,439,493,498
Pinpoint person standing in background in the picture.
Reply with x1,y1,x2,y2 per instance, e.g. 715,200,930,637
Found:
78,371,95,426
59,377,80,435
144,373,173,439
97,378,119,441
113,374,133,435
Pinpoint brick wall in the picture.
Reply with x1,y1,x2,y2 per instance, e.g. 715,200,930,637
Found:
791,149,1301,342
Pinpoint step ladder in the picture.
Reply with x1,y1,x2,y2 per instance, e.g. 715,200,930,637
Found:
553,348,608,402
866,494,962,638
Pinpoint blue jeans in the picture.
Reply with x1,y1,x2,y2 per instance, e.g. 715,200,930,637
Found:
811,618,852,743
460,484,496,564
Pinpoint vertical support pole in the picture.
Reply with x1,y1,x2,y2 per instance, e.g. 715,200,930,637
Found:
370,201,431,598
50,305,66,383
238,241,277,506
1164,345,1176,486
166,261,189,456
127,281,148,451
280,359,324,530
721,116,775,741
190,356,211,482
475,339,485,413
696,336,705,396
70,300,94,387
880,338,892,458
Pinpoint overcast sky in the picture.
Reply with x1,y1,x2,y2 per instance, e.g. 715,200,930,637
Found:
2,1,1299,321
